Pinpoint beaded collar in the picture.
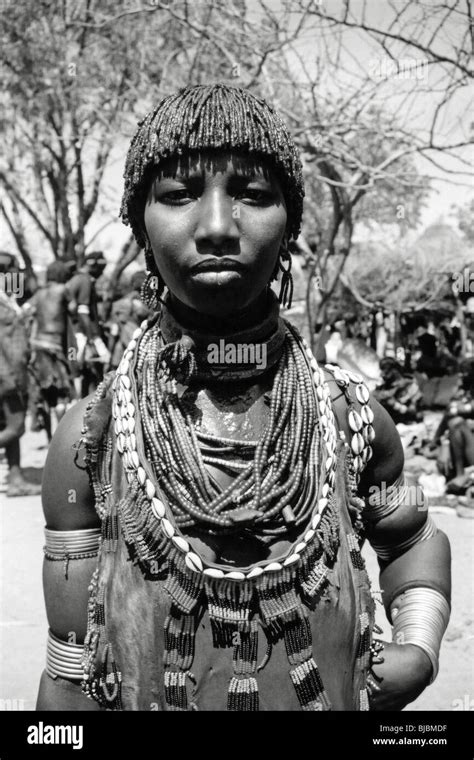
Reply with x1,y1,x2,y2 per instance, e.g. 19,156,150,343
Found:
112,319,339,578
158,291,286,382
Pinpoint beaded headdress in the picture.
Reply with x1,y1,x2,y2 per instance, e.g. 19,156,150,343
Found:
120,83,305,248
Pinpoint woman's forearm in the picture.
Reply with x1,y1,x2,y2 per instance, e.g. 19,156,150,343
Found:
36,670,102,711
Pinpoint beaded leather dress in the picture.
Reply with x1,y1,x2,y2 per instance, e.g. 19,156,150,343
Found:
80,304,377,712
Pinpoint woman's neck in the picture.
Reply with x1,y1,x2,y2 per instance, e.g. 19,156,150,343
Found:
167,289,273,335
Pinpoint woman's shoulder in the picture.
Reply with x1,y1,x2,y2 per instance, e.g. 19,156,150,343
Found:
322,365,404,489
42,397,100,530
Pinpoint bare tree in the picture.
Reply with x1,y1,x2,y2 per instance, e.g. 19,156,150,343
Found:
1,0,471,331
0,0,314,276
262,0,473,346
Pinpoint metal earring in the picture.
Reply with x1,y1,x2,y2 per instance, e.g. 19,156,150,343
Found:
278,241,293,309
140,272,162,311
141,239,164,311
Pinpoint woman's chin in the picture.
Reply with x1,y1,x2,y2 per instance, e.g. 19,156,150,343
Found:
185,278,257,317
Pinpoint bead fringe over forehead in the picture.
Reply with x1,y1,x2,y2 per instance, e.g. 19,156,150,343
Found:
120,83,305,248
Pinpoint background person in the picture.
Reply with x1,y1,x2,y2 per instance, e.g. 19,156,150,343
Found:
106,270,152,370
66,251,110,396
0,252,41,497
27,261,75,441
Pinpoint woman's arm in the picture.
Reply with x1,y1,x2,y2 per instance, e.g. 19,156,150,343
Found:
36,398,102,711
357,398,451,710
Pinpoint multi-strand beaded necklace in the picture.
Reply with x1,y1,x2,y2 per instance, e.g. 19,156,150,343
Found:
96,312,375,711
135,318,319,538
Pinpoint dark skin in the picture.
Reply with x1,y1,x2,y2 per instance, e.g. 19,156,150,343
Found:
144,152,287,323
30,282,68,346
38,151,436,710
67,261,105,340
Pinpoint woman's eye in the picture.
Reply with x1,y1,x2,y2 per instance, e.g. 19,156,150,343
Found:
159,189,195,205
236,188,273,204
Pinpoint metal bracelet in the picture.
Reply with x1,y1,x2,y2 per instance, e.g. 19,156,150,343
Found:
370,515,437,562
390,587,450,684
44,528,100,577
44,527,101,554
364,473,408,522
46,630,84,682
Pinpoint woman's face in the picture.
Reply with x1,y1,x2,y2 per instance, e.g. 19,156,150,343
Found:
143,151,287,318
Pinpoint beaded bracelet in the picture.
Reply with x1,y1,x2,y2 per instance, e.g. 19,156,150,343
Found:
366,639,385,699
390,587,450,683
44,549,100,579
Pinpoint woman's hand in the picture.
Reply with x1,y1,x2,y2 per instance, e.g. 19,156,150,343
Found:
368,642,433,711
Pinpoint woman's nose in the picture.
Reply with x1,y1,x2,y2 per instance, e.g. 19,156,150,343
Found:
194,188,239,250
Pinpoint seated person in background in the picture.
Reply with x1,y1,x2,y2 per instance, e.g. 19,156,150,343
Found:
374,358,422,424
416,332,451,379
433,360,474,488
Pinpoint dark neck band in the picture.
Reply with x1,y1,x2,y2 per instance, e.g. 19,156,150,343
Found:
159,292,286,382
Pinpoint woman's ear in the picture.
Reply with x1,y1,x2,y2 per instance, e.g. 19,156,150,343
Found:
280,235,289,255
141,235,166,311
143,235,158,274
269,235,289,283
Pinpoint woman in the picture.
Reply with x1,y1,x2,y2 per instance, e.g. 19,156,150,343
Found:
37,84,450,711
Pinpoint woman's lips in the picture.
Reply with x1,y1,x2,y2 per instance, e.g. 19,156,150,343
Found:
190,258,246,286
190,257,245,273
191,270,244,286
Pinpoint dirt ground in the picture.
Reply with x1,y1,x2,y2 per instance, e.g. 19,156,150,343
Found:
1,426,473,711
363,515,474,711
